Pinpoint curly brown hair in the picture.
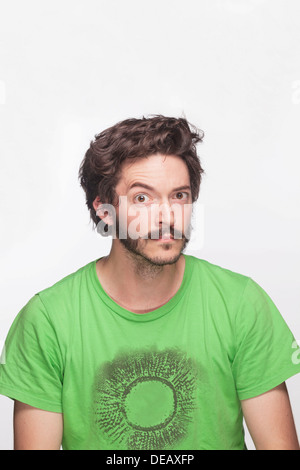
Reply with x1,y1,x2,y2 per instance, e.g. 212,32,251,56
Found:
78,115,205,229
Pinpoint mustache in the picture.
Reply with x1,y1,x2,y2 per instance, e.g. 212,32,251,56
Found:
140,226,187,240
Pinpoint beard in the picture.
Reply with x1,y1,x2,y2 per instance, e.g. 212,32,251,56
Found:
116,217,192,268
96,207,193,274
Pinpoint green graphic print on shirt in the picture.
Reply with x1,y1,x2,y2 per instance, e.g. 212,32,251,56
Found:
93,347,199,450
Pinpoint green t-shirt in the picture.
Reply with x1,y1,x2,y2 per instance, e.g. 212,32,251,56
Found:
1,254,300,450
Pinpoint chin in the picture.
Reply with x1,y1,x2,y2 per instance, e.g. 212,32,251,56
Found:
137,243,186,266
119,235,189,266
138,251,182,266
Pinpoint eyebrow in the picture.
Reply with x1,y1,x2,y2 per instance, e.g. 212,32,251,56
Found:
128,182,191,193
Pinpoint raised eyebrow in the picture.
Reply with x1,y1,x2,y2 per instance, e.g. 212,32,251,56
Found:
128,182,191,193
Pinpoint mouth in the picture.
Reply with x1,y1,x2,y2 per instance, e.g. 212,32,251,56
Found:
152,234,176,242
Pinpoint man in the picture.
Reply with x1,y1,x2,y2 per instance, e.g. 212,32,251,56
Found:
0,115,300,450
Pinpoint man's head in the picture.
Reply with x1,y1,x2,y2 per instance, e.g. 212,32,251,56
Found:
78,115,204,266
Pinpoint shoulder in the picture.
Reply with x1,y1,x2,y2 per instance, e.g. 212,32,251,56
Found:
37,259,95,302
187,255,289,332
21,260,96,328
185,254,250,293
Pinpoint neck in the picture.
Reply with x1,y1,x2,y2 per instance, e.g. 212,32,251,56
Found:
96,241,185,313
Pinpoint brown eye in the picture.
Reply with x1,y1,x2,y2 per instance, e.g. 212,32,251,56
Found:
175,192,188,200
134,194,149,203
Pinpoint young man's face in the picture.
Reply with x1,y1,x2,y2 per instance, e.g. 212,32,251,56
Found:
113,153,193,266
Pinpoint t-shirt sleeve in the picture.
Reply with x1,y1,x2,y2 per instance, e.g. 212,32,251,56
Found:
232,277,300,401
0,294,63,412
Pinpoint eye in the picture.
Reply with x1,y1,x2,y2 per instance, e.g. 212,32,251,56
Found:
134,194,150,204
175,192,188,200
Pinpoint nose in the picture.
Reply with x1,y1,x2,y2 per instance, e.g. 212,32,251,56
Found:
154,201,175,229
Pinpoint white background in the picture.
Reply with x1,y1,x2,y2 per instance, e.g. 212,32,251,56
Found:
1,0,300,450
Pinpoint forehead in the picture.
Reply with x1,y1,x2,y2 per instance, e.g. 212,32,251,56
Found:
117,154,190,192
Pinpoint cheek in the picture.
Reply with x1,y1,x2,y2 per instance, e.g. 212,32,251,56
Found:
182,203,193,226
172,203,193,231
118,203,192,238
126,204,152,237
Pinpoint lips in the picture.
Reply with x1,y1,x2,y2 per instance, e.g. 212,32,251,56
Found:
148,229,182,241
153,233,175,242
160,233,174,240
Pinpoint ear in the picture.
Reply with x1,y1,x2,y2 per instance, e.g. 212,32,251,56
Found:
92,196,115,226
